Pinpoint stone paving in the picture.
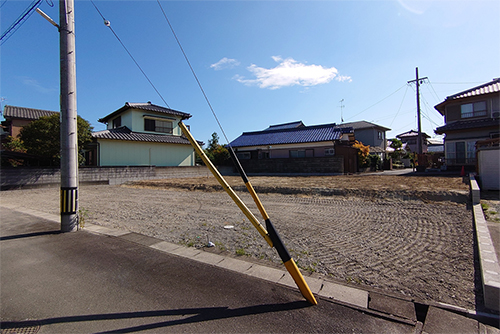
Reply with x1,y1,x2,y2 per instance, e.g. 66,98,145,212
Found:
0,185,476,310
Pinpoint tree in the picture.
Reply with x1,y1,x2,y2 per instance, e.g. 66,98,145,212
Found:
203,132,230,166
389,138,403,162
352,140,370,167
2,136,27,167
19,114,93,166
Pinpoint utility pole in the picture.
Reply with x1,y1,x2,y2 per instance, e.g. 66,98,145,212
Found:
59,0,79,232
407,67,427,155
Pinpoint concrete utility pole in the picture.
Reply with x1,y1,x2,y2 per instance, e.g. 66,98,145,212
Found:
59,0,79,232
407,67,428,155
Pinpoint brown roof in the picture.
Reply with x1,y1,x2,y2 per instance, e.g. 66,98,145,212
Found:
434,78,500,115
2,105,58,120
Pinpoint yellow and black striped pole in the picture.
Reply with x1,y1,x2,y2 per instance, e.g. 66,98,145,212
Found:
179,121,317,305
227,147,317,305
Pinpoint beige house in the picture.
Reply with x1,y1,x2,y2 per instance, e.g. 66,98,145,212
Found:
88,102,196,167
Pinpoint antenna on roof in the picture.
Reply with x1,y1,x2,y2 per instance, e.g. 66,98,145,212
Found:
339,99,345,123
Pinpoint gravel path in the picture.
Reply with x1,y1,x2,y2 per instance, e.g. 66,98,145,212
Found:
0,184,476,310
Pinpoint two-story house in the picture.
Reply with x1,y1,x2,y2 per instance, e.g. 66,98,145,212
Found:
396,130,431,153
1,105,58,139
338,121,390,158
89,102,196,167
434,78,500,169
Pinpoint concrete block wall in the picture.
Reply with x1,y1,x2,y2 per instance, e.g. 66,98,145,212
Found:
1,166,211,189
239,156,344,174
470,175,500,311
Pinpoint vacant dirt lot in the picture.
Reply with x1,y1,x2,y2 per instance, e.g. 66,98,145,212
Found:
1,173,478,310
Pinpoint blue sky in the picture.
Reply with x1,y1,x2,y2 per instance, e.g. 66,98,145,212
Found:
1,0,499,146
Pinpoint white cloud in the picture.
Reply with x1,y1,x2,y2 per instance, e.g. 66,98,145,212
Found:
19,76,56,94
210,57,240,70
236,56,350,89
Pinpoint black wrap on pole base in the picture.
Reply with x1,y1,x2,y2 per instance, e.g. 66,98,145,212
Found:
265,219,291,263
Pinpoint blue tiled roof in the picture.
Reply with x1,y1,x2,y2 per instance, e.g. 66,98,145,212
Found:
230,123,352,147
264,121,305,131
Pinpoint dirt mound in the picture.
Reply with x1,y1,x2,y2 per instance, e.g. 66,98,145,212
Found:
127,174,469,202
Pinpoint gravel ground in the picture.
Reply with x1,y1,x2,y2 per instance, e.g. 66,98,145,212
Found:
0,179,477,310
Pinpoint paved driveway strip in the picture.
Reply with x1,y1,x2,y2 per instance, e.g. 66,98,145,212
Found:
1,208,418,333
0,184,475,310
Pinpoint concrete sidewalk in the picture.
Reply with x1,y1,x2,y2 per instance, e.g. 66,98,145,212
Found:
1,206,498,333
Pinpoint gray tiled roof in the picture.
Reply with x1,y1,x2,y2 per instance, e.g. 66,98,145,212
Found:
338,120,391,131
435,118,500,134
396,130,430,139
230,123,352,147
98,102,191,123
92,126,191,145
2,105,58,120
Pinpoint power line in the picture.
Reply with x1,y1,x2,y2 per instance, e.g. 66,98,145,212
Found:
90,0,170,108
389,84,409,127
156,0,232,146
0,0,42,46
345,84,406,121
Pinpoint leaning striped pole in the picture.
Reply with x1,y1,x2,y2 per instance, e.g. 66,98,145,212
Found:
179,121,317,305
179,122,272,247
227,148,317,305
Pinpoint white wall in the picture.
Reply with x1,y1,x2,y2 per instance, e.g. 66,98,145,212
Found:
478,147,500,190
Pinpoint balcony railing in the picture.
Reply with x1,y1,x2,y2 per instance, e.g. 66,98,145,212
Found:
461,110,487,118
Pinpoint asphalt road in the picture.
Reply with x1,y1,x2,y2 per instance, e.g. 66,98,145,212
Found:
0,208,415,333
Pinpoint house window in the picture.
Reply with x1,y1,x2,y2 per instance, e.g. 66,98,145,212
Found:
461,101,487,118
446,141,477,165
144,118,173,134
112,116,121,128
236,152,251,160
378,131,383,140
290,150,306,158
258,151,270,159
325,148,335,156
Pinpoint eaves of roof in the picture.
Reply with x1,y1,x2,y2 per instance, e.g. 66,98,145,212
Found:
98,102,192,123
338,121,391,131
396,130,430,138
434,78,500,115
435,117,500,134
2,105,58,120
230,123,352,147
92,126,192,145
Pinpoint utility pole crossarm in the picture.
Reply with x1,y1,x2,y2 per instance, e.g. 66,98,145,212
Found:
407,67,428,155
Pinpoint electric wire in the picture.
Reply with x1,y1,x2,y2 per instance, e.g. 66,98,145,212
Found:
90,0,170,108
426,79,441,102
0,0,42,46
345,84,407,121
156,0,231,147
389,84,409,127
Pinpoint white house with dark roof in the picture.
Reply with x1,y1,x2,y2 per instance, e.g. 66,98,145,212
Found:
89,102,196,167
